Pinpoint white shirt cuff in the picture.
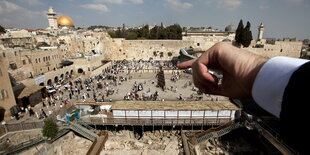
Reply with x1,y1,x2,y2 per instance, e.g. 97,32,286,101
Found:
252,56,309,118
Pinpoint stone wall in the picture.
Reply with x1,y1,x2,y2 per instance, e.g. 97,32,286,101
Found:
0,57,17,121
90,61,112,76
103,39,194,61
246,41,302,58
101,37,302,61
182,35,234,50
72,55,106,75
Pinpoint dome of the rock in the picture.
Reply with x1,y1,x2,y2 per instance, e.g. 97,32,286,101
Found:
57,15,75,27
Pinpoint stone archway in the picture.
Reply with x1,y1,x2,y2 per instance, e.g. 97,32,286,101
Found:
70,70,73,75
54,76,59,83
60,74,64,79
47,79,52,86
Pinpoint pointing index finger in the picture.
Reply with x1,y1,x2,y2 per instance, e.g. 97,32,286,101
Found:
177,59,196,69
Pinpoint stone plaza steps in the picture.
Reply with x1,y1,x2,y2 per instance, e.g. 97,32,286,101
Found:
67,121,98,142
196,122,242,145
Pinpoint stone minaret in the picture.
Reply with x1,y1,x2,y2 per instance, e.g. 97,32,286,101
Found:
47,7,58,29
257,23,264,41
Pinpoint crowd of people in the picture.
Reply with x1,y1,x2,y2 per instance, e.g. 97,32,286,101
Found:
13,60,212,121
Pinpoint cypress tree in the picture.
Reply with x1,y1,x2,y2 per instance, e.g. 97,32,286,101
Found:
235,19,244,45
0,25,6,34
242,21,253,47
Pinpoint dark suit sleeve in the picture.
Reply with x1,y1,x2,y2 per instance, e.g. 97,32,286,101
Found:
280,61,310,154
252,57,309,118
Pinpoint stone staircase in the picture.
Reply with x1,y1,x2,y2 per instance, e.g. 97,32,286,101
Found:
66,121,98,142
196,122,242,145
78,121,95,130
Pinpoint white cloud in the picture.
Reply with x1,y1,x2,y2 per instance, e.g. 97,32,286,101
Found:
218,0,242,9
80,4,109,13
202,0,243,10
93,0,124,4
19,0,42,6
129,0,144,4
165,0,193,12
0,0,45,28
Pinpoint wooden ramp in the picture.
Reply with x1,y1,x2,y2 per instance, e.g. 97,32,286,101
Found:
86,131,108,155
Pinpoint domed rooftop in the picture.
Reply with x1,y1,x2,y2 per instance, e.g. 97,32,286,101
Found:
225,25,236,32
57,15,75,27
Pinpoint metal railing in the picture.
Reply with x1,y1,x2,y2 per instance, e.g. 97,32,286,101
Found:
0,121,44,138
196,122,242,144
66,122,98,141
81,116,232,126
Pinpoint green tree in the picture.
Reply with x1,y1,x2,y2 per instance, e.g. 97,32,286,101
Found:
167,24,182,39
0,25,6,34
42,118,59,139
115,28,124,38
150,26,159,39
108,31,117,38
137,25,149,39
107,23,182,40
158,23,167,39
235,19,244,45
126,32,138,40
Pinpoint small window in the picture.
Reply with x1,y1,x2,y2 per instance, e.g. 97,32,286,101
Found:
197,43,200,46
9,63,17,70
2,53,5,57
22,60,26,65
36,58,38,63
1,89,8,98
0,68,2,77
0,90,3,100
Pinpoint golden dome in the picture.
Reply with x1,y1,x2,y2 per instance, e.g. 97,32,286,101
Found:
57,15,74,27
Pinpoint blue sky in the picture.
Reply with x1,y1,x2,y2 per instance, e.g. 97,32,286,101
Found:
0,0,309,39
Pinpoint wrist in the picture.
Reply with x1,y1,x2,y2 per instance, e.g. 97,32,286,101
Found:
247,56,268,96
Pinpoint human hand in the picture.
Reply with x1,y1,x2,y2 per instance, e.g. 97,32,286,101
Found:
177,42,267,98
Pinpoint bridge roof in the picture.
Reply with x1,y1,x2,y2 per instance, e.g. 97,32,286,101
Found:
111,101,240,111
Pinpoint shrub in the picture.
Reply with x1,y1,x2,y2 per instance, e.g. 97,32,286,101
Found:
42,118,59,139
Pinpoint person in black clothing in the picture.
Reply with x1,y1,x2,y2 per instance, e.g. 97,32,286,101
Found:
41,109,47,118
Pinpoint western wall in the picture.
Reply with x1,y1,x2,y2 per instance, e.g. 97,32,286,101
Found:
100,37,302,61
245,41,302,58
102,39,194,61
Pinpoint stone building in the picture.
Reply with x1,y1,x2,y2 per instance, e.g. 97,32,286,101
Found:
0,57,16,121
0,29,33,49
